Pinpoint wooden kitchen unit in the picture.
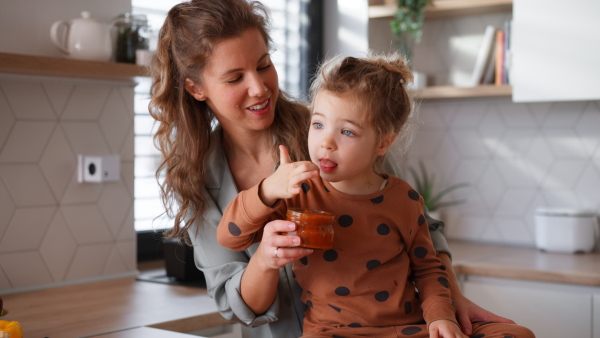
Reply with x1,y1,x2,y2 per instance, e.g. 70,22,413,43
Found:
1,277,228,338
1,241,599,337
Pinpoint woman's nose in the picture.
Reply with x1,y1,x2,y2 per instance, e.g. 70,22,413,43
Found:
248,72,267,97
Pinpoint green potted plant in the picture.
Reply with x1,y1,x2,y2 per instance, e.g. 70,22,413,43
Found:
389,0,429,88
408,160,468,214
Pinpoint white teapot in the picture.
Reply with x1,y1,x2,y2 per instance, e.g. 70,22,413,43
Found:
50,11,112,62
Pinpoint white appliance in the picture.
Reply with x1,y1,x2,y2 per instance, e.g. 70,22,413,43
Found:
534,208,599,254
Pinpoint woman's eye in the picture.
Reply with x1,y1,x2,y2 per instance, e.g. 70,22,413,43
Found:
227,76,242,84
258,63,272,71
312,122,323,129
342,130,355,136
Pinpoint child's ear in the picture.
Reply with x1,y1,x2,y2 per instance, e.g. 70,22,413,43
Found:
184,78,207,101
376,133,396,156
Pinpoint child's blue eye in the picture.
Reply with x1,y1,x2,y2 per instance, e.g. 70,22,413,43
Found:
313,122,323,129
342,130,355,136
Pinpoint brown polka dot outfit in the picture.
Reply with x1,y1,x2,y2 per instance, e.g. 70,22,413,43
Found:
218,175,536,337
219,175,458,334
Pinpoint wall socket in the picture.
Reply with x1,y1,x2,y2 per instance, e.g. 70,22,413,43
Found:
77,155,120,183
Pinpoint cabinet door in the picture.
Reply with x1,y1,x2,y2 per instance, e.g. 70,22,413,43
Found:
463,277,593,338
512,0,600,102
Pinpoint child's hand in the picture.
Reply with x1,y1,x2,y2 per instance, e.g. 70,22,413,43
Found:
259,145,319,206
428,319,469,338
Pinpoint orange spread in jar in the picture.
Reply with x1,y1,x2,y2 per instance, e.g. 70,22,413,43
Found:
286,208,335,249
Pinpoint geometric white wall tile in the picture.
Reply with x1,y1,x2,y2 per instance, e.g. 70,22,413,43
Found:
0,82,56,120
477,165,506,210
449,102,487,129
116,240,136,271
451,130,491,157
103,246,129,276
493,189,537,217
98,182,132,238
39,211,78,281
0,251,54,288
61,122,111,155
574,165,600,209
42,82,74,117
497,102,537,128
575,102,600,155
0,90,16,148
0,121,55,163
61,84,112,121
61,204,114,244
39,127,76,200
0,164,56,207
542,159,587,190
543,101,586,128
494,218,534,246
0,206,55,253
65,243,113,281
0,75,135,293
117,207,135,241
121,129,135,161
60,171,104,204
0,179,16,237
543,129,590,158
121,161,135,198
0,268,10,289
99,88,133,153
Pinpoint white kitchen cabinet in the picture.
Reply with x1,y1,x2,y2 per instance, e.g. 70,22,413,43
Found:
512,0,600,102
462,276,596,338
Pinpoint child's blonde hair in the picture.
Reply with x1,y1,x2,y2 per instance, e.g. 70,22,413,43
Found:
308,51,417,170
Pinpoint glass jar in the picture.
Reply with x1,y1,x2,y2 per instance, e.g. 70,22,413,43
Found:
286,208,335,249
111,13,150,63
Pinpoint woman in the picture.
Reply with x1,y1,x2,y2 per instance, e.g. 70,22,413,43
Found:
149,0,516,337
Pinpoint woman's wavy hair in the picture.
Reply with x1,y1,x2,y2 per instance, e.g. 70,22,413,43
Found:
308,51,417,172
149,0,310,243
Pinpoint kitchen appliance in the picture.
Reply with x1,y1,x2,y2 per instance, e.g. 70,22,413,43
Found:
50,11,112,62
534,207,599,254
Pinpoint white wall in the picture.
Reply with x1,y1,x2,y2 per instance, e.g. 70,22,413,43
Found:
367,13,600,249
0,0,136,293
0,0,130,57
323,0,369,58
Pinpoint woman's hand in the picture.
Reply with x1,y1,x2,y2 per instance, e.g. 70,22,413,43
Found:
429,319,468,338
241,219,312,315
453,293,516,335
258,219,313,270
259,145,319,206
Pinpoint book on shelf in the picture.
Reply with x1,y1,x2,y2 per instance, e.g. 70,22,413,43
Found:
468,25,496,87
494,29,505,86
503,19,512,85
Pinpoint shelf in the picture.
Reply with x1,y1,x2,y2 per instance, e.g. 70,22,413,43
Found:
411,85,512,100
0,52,149,81
369,0,513,19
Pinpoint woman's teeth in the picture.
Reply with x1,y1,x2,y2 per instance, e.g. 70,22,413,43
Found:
249,100,268,110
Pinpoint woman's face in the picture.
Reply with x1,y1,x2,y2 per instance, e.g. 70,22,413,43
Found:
185,28,279,134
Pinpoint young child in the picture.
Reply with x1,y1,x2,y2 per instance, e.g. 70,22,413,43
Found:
217,53,464,338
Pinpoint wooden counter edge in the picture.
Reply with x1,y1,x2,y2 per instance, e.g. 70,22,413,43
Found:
147,311,232,333
457,263,600,287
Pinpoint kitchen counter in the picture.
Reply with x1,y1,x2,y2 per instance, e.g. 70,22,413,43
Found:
448,240,600,287
1,241,598,338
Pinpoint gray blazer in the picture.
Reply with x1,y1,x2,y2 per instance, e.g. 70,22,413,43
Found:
188,130,449,338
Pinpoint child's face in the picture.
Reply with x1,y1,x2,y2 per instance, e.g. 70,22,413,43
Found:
309,90,391,190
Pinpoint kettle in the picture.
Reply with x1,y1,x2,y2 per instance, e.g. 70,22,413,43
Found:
50,11,112,62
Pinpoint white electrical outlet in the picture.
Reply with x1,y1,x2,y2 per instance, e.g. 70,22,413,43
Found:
78,155,120,183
